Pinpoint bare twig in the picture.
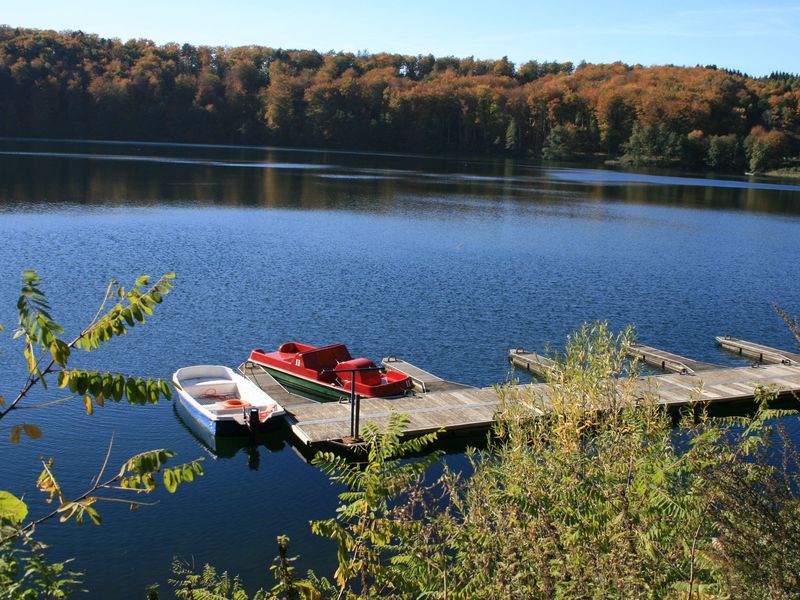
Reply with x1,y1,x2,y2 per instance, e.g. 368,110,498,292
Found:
14,395,75,410
93,433,115,487
89,497,157,506
773,304,800,347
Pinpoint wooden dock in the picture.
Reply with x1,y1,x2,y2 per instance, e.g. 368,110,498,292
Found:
510,343,720,377
509,349,555,378
380,356,470,393
716,337,800,365
238,362,313,408
286,386,500,445
627,343,719,374
240,341,800,449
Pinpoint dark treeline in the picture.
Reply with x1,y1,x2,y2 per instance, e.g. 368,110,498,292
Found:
2,26,800,172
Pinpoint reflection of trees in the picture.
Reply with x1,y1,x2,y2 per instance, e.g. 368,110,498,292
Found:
0,145,797,216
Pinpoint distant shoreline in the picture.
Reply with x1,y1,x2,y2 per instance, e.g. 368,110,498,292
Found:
2,26,798,180
0,136,800,191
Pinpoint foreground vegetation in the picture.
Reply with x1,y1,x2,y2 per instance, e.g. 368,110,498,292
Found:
169,321,800,599
2,26,800,172
0,271,202,597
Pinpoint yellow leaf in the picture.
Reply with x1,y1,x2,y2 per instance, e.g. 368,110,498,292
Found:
22,423,42,439
10,425,21,444
84,395,93,416
0,393,4,407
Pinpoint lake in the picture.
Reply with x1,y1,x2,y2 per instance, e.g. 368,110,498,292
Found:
1,139,799,598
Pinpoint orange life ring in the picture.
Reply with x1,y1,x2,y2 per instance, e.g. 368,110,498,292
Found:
259,408,273,423
222,398,251,409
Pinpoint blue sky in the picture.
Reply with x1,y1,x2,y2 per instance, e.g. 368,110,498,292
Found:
5,0,799,76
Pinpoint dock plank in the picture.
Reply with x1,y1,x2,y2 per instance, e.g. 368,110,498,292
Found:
381,357,472,393
508,349,555,378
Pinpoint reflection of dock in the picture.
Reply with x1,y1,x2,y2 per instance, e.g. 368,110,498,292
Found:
241,339,800,449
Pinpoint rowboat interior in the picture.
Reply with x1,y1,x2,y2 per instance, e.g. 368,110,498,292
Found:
176,366,279,422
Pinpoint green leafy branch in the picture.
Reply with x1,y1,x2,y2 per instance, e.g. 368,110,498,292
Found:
311,412,441,595
0,271,176,437
0,436,203,544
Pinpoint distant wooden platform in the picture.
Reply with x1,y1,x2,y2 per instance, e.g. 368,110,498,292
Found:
627,343,719,374
509,349,555,378
510,343,720,377
240,349,800,449
716,337,800,365
637,362,800,405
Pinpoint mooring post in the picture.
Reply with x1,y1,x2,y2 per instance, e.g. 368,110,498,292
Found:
350,376,357,438
322,365,382,441
354,394,361,437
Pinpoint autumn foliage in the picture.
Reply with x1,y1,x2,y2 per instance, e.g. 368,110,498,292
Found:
2,26,799,171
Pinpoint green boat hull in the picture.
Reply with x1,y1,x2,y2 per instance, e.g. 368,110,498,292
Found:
262,365,353,403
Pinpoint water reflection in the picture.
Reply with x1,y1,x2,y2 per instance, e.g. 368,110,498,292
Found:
0,139,798,215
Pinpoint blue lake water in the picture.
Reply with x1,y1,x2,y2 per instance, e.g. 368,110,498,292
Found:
1,139,799,597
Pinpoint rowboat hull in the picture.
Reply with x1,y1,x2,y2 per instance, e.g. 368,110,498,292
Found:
172,365,286,437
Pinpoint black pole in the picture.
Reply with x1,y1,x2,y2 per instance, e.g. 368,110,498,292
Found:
321,365,383,441
354,394,361,438
350,375,356,438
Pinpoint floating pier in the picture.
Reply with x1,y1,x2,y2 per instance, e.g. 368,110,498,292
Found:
380,356,470,393
626,343,719,374
508,349,555,378
241,339,800,449
716,336,800,365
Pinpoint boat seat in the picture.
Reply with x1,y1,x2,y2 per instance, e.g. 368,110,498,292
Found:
185,381,238,397
299,344,352,371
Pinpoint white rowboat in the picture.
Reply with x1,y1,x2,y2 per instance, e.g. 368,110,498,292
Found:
172,365,286,436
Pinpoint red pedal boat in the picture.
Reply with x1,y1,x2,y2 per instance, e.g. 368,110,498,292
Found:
249,342,413,401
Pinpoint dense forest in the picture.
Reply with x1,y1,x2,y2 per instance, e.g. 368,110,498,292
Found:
2,25,800,172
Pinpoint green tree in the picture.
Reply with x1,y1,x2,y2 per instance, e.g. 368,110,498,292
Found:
622,121,686,165
505,117,519,151
706,133,740,170
744,126,789,172
541,120,595,160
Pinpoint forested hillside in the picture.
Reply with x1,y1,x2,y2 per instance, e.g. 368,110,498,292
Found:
2,26,799,172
